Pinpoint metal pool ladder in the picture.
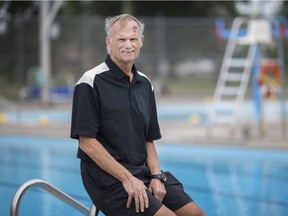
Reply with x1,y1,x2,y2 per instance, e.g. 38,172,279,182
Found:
10,179,98,216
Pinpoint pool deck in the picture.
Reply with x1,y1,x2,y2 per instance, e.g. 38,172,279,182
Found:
0,96,287,150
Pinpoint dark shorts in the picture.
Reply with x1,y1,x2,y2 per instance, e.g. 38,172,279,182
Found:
80,160,193,216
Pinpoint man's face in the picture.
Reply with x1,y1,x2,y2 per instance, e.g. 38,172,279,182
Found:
106,20,144,65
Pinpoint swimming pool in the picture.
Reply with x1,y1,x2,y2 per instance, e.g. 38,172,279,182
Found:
3,100,286,124
0,135,287,216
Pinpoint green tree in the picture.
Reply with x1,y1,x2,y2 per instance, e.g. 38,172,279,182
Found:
60,1,238,17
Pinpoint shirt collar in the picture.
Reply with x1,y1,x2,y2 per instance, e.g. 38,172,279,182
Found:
105,55,140,82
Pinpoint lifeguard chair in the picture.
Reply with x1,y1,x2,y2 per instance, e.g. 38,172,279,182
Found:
207,17,286,138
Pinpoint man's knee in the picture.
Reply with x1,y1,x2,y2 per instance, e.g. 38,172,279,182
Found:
154,205,176,216
174,202,206,216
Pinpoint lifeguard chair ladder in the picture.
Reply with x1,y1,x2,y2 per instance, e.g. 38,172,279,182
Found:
207,17,273,137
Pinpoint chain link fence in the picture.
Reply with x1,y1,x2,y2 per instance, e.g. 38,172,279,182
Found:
1,15,287,96
0,15,229,97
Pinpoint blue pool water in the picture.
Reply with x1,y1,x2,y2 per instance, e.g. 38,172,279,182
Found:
4,100,287,124
0,135,288,216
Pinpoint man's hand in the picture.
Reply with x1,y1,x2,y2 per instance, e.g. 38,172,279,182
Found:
122,175,149,213
148,179,166,201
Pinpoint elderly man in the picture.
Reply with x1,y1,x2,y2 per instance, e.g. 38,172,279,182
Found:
71,14,205,216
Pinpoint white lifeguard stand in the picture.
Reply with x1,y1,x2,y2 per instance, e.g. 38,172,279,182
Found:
237,19,272,45
207,16,286,139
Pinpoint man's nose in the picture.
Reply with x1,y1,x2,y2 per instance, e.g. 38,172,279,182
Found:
124,40,132,47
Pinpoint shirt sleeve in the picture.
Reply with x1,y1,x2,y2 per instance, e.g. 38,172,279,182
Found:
147,89,162,141
70,80,100,140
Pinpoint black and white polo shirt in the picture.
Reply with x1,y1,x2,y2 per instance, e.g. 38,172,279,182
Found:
70,55,161,166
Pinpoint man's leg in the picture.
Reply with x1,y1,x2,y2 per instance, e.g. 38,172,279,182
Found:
174,202,206,216
161,172,206,216
154,205,176,216
154,202,205,216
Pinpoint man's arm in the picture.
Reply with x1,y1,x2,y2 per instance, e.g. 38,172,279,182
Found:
79,135,149,213
146,141,166,201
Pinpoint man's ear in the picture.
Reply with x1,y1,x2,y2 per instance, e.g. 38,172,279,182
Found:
106,36,111,53
140,36,144,47
105,36,110,47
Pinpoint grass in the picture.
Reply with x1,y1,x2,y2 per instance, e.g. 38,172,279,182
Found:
165,74,216,95
0,82,22,101
0,73,287,101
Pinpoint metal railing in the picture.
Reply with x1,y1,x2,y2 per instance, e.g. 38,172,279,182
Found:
10,179,97,216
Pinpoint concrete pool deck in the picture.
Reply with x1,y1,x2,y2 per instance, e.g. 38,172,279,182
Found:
0,96,287,150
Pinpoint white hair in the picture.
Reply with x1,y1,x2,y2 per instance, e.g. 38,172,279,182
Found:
105,14,145,38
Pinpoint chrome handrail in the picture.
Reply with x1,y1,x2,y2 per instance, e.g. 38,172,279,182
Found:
10,179,97,216
90,204,97,216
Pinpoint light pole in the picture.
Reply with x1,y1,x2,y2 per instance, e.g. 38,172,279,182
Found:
39,0,62,105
